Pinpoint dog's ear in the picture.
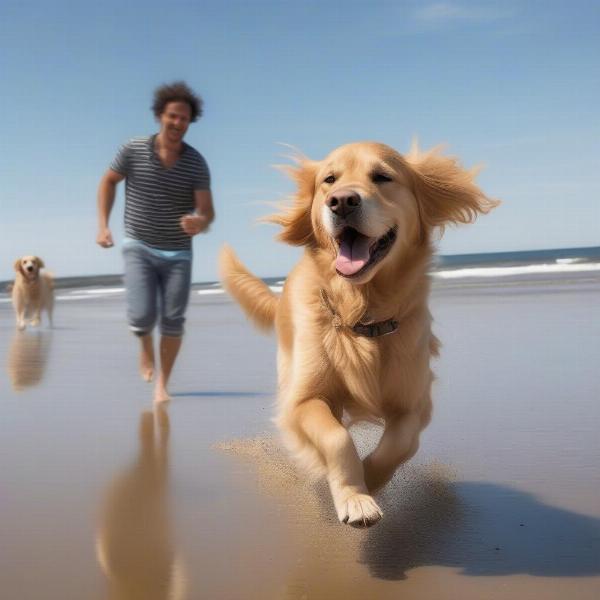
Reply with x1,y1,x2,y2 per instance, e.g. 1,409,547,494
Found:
14,258,23,273
406,143,499,233
264,159,319,246
35,257,45,269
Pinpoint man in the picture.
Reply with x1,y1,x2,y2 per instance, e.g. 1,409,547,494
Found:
97,81,214,403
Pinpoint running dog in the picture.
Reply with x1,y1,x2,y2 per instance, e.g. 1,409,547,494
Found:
12,256,54,330
220,141,497,527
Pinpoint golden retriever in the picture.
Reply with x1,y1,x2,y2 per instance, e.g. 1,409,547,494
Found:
220,141,497,527
12,256,54,330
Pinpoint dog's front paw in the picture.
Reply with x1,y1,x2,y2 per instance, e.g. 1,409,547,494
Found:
336,493,383,528
17,321,26,331
30,318,40,326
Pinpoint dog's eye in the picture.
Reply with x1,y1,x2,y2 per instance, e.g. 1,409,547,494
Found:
371,172,393,184
323,174,336,184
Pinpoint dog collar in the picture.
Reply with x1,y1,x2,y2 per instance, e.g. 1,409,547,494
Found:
319,289,398,338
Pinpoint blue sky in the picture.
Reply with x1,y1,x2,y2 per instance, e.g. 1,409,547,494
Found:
1,0,599,282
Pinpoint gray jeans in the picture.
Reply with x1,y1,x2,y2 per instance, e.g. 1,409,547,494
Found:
123,244,192,337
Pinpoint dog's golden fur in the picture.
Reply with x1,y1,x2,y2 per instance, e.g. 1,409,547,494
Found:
12,256,54,330
220,141,497,527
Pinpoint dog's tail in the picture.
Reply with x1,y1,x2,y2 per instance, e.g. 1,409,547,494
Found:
219,245,279,332
43,271,55,289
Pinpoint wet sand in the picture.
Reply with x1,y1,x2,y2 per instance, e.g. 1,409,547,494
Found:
1,275,599,599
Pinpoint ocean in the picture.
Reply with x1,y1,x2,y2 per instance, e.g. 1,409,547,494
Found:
1,246,599,302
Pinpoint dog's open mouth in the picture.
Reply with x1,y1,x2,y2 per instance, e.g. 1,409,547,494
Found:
334,226,397,278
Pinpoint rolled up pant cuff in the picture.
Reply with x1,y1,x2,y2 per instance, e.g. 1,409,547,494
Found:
129,325,153,337
159,327,184,337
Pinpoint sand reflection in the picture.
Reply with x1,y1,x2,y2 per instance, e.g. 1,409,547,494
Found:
7,330,52,391
96,406,186,600
216,435,436,599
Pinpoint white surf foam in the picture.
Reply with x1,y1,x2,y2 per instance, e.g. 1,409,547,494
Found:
434,262,600,279
66,287,125,295
1,288,125,302
197,285,283,295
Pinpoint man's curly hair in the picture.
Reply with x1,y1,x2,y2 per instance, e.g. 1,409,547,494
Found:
152,81,203,122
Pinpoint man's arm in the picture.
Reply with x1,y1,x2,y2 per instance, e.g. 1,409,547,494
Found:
194,189,215,225
96,169,125,248
180,189,215,236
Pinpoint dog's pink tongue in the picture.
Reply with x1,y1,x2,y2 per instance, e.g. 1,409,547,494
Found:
336,235,372,276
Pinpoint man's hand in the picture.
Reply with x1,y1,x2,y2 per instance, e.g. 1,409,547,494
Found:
96,228,114,248
180,214,209,236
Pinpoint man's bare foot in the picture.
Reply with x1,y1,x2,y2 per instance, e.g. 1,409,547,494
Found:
139,336,155,382
140,362,154,382
153,385,172,404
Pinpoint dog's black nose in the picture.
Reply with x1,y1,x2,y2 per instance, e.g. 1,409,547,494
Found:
326,190,361,218
26,266,33,271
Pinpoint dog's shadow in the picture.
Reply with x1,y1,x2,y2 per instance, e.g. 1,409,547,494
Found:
6,329,53,391
360,468,600,580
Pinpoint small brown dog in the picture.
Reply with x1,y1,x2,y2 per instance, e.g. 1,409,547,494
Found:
12,256,54,330
220,141,497,527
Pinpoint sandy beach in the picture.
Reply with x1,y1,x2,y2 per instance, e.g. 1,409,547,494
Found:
1,272,599,599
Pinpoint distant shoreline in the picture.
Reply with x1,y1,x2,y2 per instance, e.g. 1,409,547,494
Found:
2,245,599,292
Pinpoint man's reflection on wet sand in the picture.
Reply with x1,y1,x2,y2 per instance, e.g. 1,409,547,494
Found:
7,330,52,391
95,406,186,600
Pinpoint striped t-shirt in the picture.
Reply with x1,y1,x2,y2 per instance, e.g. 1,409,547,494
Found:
110,134,211,250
